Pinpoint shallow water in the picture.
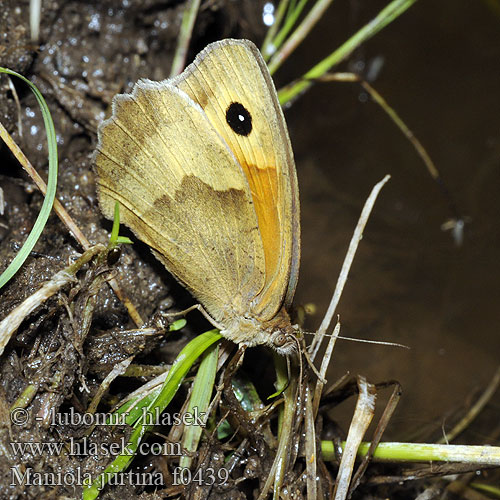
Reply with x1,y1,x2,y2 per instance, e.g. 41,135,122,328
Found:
283,0,500,438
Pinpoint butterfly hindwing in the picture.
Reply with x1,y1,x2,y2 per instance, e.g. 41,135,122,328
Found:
95,79,266,322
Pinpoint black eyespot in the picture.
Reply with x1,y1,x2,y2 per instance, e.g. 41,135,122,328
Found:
226,102,252,136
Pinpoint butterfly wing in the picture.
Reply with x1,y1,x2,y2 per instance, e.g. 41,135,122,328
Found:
173,39,300,321
95,79,267,323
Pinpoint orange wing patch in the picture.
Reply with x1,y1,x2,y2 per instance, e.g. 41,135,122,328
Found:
243,162,280,286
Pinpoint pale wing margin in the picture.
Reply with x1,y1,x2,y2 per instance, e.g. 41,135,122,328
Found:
94,80,266,322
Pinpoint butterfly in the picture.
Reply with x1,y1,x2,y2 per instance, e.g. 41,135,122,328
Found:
94,39,300,355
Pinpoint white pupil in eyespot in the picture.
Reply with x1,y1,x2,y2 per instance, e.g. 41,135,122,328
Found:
238,114,244,122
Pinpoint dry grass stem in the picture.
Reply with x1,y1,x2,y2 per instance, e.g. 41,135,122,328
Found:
312,320,341,416
0,123,143,325
310,175,391,361
87,356,135,414
350,383,402,492
0,244,104,356
333,376,376,500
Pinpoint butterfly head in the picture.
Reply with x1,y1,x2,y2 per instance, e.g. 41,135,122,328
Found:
262,306,299,356
221,307,298,356
269,325,298,356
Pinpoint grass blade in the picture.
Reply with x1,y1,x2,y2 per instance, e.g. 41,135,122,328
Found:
0,68,58,289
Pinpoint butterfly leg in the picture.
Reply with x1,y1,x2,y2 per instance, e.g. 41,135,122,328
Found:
161,304,224,330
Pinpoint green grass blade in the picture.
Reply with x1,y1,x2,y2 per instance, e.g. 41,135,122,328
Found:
83,329,222,499
108,202,133,247
0,68,58,289
262,0,292,60
278,0,418,105
267,0,309,63
321,440,500,465
179,342,218,469
170,0,201,77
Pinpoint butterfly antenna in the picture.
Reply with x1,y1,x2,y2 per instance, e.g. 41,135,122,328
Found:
303,330,410,350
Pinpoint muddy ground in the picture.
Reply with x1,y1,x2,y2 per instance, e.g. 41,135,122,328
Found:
1,0,499,498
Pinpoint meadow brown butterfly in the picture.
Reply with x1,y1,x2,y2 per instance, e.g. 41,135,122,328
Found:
94,39,300,355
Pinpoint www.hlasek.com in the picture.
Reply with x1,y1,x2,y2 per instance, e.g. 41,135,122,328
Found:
10,407,229,489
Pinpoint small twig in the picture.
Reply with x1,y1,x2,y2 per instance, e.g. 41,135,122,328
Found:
0,121,89,248
107,277,143,326
438,365,500,444
309,175,391,361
